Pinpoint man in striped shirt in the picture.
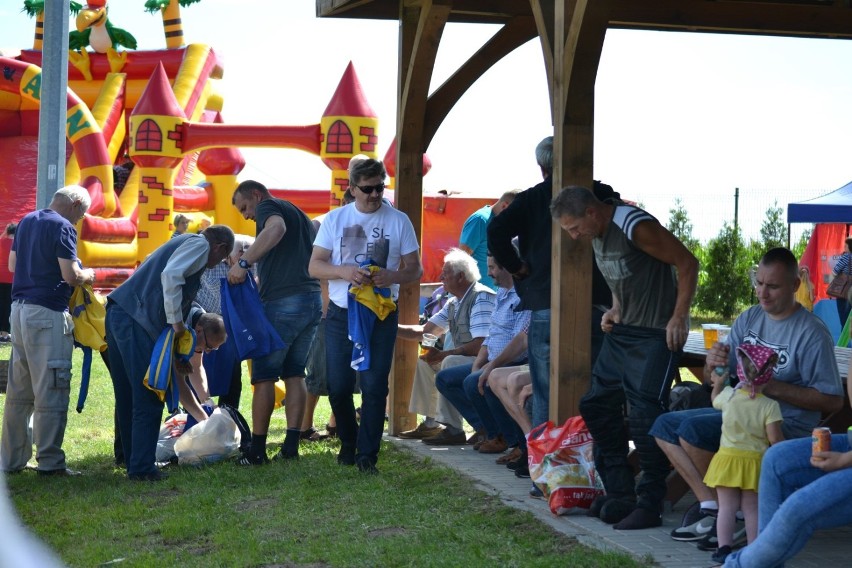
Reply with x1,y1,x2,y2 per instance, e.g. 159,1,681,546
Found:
397,249,495,445
434,252,531,454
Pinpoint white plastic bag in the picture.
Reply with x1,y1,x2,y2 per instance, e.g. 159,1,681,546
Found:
174,408,240,465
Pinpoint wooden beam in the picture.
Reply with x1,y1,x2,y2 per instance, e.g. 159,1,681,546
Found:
423,15,538,148
388,0,451,435
608,0,852,39
549,0,611,422
530,0,556,117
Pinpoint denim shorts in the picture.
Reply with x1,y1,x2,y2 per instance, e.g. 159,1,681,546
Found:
648,407,722,453
251,292,322,384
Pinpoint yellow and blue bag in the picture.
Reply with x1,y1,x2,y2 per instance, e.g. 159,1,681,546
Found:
143,327,196,413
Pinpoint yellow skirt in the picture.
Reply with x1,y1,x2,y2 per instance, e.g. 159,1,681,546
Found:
704,446,763,491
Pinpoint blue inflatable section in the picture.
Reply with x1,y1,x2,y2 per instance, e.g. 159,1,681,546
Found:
814,299,843,344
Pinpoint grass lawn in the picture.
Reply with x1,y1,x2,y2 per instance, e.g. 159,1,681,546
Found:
0,344,648,568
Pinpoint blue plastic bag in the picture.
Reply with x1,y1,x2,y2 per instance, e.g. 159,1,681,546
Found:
220,276,285,361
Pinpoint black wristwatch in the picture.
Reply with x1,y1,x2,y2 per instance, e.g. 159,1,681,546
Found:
238,259,250,270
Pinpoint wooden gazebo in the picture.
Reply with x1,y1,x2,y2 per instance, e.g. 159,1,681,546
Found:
317,0,852,433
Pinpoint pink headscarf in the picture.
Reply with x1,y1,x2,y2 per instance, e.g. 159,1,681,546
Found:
734,343,778,399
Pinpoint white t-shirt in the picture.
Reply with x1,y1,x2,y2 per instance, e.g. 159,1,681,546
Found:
314,203,420,308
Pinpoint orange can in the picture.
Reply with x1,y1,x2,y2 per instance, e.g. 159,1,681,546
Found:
812,427,831,458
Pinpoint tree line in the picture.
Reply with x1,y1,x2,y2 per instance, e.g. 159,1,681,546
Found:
665,198,810,319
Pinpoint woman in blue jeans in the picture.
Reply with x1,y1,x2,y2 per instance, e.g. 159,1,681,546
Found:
723,434,852,567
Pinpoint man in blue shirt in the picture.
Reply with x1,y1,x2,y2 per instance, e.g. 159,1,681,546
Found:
459,190,519,290
1,186,96,476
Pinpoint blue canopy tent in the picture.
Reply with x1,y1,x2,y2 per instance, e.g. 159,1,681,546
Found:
787,180,852,223
787,181,852,342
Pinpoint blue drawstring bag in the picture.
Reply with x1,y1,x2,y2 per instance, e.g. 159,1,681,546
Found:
202,333,238,396
220,276,286,361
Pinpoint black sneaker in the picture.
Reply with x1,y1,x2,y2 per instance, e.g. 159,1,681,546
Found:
356,459,379,475
514,464,530,478
711,545,732,563
272,449,299,462
529,484,545,500
128,470,168,482
236,452,269,466
338,446,356,466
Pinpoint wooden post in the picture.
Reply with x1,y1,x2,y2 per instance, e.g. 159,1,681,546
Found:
388,0,451,435
549,0,611,421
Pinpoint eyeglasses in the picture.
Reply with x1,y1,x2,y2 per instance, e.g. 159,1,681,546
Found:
196,329,219,353
354,183,385,195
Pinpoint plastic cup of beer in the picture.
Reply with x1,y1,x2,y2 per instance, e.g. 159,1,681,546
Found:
716,325,731,345
701,324,719,349
421,333,438,348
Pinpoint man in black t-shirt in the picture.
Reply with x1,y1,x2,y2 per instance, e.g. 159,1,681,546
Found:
228,180,321,465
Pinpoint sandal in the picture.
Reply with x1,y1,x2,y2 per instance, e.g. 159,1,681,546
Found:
325,424,337,438
300,427,328,442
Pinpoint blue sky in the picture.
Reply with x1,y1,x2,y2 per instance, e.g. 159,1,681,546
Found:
2,1,851,242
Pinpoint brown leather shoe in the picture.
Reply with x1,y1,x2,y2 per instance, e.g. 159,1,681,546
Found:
398,422,444,439
467,429,486,449
477,435,508,454
496,446,523,465
422,429,466,446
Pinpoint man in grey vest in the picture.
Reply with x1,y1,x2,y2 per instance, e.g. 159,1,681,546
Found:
397,248,496,445
106,225,234,481
551,186,699,530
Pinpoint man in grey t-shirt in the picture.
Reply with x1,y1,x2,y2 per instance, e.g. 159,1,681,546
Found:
651,247,844,546
551,186,699,530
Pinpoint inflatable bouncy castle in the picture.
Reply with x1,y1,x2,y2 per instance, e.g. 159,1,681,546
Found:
0,0,493,285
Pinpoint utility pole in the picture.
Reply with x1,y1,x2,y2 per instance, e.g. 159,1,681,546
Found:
733,187,739,233
36,0,70,209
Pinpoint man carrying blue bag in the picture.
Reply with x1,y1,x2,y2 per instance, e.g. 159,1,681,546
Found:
228,180,321,465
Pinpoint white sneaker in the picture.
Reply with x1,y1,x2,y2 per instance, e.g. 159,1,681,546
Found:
671,513,716,541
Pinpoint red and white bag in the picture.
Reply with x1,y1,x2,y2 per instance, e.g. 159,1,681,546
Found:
527,416,604,515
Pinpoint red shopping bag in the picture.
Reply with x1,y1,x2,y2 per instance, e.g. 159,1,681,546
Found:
527,416,604,515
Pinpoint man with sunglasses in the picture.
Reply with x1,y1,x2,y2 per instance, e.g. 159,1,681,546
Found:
229,180,321,465
310,158,422,473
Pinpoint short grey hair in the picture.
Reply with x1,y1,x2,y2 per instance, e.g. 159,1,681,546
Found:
550,186,598,220
443,247,480,283
54,185,91,212
535,136,553,175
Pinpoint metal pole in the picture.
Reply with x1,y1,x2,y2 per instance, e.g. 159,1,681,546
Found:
734,187,739,233
36,0,70,210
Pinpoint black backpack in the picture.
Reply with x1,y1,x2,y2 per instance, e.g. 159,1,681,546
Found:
219,403,251,454
668,382,712,412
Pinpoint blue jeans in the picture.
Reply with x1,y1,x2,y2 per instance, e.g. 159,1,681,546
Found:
434,364,483,432
252,292,322,382
324,302,397,466
528,309,551,429
648,407,722,452
463,371,523,446
725,435,852,567
105,302,163,477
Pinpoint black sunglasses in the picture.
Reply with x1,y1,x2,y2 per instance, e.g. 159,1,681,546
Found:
354,183,386,195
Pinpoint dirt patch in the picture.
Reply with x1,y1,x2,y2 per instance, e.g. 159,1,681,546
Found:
234,497,278,512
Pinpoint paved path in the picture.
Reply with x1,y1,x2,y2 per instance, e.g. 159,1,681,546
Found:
388,435,852,567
